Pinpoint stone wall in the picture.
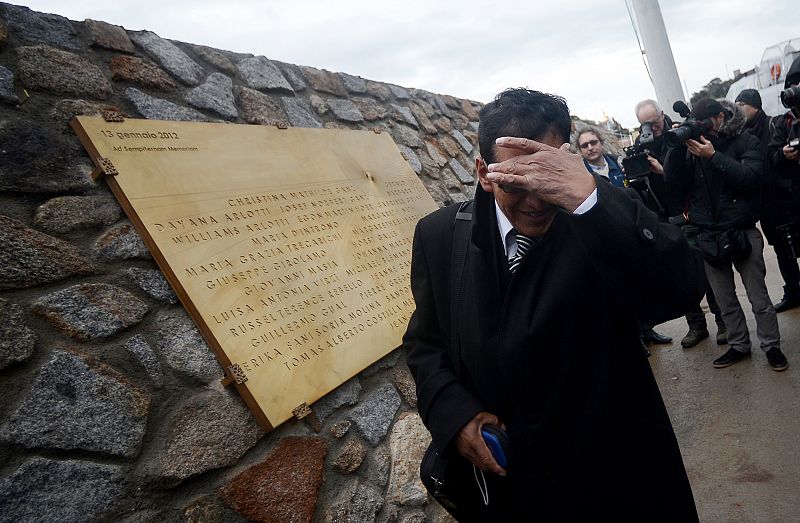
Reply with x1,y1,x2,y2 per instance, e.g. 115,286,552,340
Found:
0,3,481,522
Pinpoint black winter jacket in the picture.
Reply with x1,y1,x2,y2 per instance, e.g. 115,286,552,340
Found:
761,55,800,235
405,179,703,521
765,111,800,222
665,104,763,231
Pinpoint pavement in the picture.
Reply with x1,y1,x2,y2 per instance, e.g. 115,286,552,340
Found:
648,241,800,522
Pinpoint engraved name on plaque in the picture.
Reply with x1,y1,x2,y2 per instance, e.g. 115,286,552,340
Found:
71,117,439,430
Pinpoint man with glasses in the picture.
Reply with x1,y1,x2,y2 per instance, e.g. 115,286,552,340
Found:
405,88,703,520
574,126,625,187
634,99,672,167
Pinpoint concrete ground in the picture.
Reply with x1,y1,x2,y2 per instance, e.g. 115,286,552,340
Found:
649,240,800,522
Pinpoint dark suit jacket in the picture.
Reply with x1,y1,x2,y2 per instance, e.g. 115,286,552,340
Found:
404,179,704,521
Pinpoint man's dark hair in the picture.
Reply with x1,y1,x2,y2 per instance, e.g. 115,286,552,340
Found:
690,97,727,120
478,88,572,164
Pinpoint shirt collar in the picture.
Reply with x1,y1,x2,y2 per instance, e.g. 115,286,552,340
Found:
494,199,515,257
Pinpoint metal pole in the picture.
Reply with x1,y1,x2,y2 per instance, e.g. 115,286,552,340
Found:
630,0,686,120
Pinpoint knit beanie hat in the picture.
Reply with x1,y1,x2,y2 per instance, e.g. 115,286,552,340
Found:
734,89,762,109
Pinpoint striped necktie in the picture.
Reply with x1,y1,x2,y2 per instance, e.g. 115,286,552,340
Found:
508,230,535,273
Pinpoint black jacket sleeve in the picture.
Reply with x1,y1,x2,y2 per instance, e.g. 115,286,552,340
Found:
768,114,791,171
403,219,484,452
565,179,705,327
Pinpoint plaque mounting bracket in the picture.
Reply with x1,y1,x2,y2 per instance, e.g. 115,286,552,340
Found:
293,403,321,432
91,157,119,181
222,363,248,387
102,110,125,122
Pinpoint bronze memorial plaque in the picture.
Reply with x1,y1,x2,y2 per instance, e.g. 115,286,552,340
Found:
71,117,439,430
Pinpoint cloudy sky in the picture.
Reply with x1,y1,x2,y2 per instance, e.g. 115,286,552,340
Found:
18,0,799,128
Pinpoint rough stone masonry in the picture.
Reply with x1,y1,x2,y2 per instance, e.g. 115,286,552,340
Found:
0,3,481,521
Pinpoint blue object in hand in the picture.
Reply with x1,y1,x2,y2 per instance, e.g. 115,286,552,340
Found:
481,424,511,470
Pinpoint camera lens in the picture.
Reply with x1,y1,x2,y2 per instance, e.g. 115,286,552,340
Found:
780,86,800,109
664,125,693,147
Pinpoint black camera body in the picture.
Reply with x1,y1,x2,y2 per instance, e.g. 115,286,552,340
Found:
780,85,800,111
664,119,711,147
620,121,666,214
621,143,651,180
621,121,654,180
664,101,714,148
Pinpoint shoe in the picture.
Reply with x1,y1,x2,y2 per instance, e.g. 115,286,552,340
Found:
774,287,800,313
681,328,709,348
765,348,789,371
716,326,728,345
642,329,672,344
712,348,751,368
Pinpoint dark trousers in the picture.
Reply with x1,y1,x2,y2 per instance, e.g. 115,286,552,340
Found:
761,215,800,291
685,282,723,330
771,236,800,289
704,228,780,353
682,223,723,330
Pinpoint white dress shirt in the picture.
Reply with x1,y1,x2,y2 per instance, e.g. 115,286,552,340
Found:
494,188,598,259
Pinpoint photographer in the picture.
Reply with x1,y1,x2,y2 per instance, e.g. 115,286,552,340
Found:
628,100,672,220
664,98,788,371
636,99,725,348
634,99,673,166
764,56,800,312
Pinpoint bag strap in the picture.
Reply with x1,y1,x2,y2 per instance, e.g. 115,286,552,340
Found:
449,200,474,376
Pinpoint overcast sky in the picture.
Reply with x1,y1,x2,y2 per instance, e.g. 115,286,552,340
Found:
17,0,799,128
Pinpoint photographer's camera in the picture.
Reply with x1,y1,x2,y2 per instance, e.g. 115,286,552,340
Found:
664,101,715,148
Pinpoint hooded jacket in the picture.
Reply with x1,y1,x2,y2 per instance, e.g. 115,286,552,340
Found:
664,99,763,230
764,56,800,229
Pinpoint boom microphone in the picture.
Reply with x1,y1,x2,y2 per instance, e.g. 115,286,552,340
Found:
672,101,691,118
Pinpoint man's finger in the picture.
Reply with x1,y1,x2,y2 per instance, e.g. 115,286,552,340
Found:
495,136,556,154
487,154,542,173
476,439,506,475
486,171,528,188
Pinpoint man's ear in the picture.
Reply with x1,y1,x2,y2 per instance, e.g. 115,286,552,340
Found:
475,157,494,193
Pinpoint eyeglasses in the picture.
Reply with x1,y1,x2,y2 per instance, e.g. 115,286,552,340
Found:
579,139,599,149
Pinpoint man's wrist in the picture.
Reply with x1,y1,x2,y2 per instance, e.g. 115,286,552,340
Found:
566,176,597,213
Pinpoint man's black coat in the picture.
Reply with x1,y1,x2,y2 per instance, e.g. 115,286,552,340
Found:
404,179,704,521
